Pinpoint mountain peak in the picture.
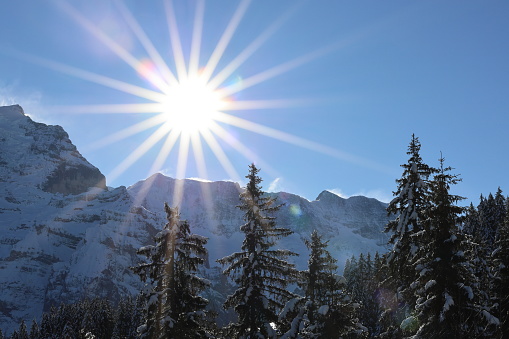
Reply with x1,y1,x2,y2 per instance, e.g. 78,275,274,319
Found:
0,104,25,120
316,190,344,202
0,105,106,195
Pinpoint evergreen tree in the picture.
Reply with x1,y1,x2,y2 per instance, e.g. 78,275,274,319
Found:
112,296,141,339
463,190,505,334
279,231,362,339
81,298,114,338
170,213,210,338
217,164,299,338
477,190,505,251
463,203,480,235
382,134,433,334
38,311,53,339
16,321,28,339
492,198,509,338
412,156,495,338
464,230,494,334
355,253,368,300
61,322,78,339
494,188,506,238
343,257,352,280
373,252,384,283
463,201,492,314
299,230,362,338
133,203,209,338
359,253,381,337
344,256,357,294
344,253,383,337
20,321,29,339
372,252,388,337
480,193,497,247
29,319,39,339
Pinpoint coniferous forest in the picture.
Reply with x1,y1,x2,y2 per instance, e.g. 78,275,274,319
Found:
5,136,509,338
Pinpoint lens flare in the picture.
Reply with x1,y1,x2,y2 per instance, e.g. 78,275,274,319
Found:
137,59,157,82
289,204,302,217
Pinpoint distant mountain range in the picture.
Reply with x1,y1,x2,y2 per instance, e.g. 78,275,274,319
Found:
0,104,390,333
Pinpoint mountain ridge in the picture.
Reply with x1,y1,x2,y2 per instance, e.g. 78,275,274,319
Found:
0,105,390,334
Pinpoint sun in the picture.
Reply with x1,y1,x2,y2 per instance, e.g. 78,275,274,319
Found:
160,75,227,134
41,0,356,203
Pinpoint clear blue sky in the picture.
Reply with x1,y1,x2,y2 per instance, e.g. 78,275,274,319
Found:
1,0,508,203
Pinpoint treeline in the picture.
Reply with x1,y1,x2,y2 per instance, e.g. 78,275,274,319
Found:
5,136,509,338
3,298,142,339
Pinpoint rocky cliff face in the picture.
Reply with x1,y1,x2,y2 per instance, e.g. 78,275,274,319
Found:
0,105,106,195
0,105,390,334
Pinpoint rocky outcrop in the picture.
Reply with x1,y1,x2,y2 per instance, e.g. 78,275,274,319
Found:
42,163,106,195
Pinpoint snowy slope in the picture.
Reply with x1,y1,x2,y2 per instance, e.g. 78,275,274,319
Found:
0,105,390,334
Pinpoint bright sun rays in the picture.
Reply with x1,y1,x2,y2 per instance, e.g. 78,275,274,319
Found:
26,0,376,206
159,75,226,134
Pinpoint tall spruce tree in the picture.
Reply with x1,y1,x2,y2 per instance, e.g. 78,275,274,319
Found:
279,231,362,339
300,230,362,338
476,190,506,251
29,319,39,339
359,253,381,337
492,198,509,338
217,164,299,338
462,190,506,335
382,134,433,334
412,156,495,338
38,311,53,338
112,296,142,339
463,203,480,235
16,320,29,339
463,201,494,328
493,188,506,240
344,255,357,294
81,298,115,338
132,203,209,338
343,253,383,337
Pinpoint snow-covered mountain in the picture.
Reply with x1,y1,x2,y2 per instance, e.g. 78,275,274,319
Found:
0,105,390,333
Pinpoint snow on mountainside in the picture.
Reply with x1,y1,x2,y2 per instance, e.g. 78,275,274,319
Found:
0,105,390,334
129,174,389,270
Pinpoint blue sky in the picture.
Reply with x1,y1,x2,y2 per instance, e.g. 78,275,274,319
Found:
1,0,508,203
